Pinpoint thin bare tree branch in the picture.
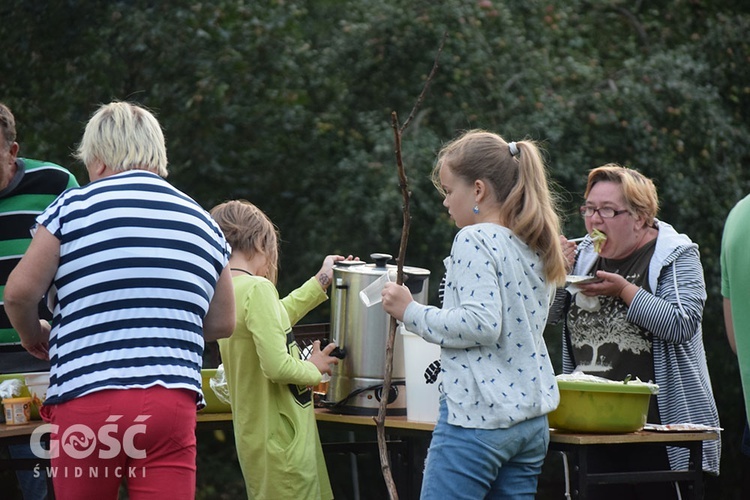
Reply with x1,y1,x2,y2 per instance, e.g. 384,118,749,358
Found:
400,31,447,134
374,31,447,500
375,111,409,499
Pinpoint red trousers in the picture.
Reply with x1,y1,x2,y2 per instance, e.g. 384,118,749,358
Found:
40,386,197,500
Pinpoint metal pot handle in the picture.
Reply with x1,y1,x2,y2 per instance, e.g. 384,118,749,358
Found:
370,253,392,268
331,277,347,348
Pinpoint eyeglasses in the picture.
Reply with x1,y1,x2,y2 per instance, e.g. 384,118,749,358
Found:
580,206,629,218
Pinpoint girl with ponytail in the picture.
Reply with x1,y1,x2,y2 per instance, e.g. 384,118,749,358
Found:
382,129,566,499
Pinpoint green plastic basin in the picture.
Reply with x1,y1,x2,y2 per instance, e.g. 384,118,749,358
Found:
548,379,657,433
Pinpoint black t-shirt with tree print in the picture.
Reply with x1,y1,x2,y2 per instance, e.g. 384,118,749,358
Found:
566,239,659,420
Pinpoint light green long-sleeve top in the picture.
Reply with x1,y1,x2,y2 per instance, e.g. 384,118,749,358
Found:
218,275,333,500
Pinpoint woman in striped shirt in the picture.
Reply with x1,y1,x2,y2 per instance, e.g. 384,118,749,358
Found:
558,164,720,499
4,101,236,500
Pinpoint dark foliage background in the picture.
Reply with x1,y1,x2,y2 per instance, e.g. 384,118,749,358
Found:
2,0,749,498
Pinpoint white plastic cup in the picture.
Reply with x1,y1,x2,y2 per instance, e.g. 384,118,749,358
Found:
359,269,396,307
314,374,331,396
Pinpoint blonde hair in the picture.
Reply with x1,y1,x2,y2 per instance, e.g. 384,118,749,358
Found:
74,101,168,177
584,163,659,227
210,200,280,284
432,130,567,285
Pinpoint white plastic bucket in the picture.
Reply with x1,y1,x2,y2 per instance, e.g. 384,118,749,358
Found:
399,325,441,423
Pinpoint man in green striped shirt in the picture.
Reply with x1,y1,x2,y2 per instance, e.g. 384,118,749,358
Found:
1,103,79,372
1,102,78,499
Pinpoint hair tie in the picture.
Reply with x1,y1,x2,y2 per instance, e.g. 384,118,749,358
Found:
508,141,520,157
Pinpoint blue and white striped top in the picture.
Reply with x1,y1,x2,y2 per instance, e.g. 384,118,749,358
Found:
38,170,230,408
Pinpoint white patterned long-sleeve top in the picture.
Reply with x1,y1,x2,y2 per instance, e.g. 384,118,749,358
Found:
403,223,559,429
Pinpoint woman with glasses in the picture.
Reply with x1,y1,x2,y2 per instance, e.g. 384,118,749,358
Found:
554,163,720,499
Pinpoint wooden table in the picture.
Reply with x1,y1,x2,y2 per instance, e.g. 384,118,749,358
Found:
548,428,719,499
1,414,719,500
198,408,434,431
0,421,45,440
0,410,433,441
314,409,435,432
308,413,718,499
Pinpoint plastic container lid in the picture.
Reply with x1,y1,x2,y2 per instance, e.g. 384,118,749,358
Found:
557,379,658,395
2,397,32,404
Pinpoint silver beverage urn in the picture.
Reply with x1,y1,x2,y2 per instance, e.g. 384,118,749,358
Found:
324,253,430,415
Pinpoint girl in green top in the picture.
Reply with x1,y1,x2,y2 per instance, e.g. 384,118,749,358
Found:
211,199,352,500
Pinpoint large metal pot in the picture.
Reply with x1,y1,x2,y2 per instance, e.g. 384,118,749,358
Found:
324,253,430,415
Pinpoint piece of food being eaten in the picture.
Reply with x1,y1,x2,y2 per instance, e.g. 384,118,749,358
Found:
591,229,607,253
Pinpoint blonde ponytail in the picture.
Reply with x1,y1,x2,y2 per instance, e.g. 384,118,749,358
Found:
501,141,567,286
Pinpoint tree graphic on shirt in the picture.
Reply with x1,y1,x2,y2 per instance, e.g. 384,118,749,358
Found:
569,294,651,372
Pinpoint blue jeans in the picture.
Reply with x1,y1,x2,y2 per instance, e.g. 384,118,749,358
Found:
420,397,549,500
